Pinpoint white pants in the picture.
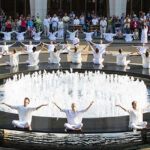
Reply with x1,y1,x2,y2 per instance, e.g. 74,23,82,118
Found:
64,123,83,130
129,121,147,130
117,60,130,66
100,27,106,38
44,25,49,37
12,120,29,129
93,58,104,65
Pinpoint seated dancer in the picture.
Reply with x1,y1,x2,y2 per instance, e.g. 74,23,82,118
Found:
103,33,116,42
67,30,78,41
1,97,48,130
32,30,42,41
25,46,42,66
82,31,94,42
52,101,94,131
6,49,22,67
112,49,131,66
14,31,26,41
67,45,89,64
89,44,105,65
43,41,60,52
116,101,149,131
60,41,71,53
123,33,134,42
91,40,111,56
132,44,149,55
0,42,16,55
48,31,58,41
0,31,15,41
73,34,80,48
43,44,67,64
141,51,150,69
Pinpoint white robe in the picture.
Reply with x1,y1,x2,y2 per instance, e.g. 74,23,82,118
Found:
136,46,149,55
15,32,26,41
73,37,80,47
83,32,94,42
90,45,104,65
124,34,134,42
44,43,56,52
33,32,42,41
93,43,108,55
103,33,116,42
1,31,14,41
113,53,130,66
141,54,150,68
61,44,71,53
67,30,78,41
49,31,58,41
0,44,14,55
26,50,41,66
6,52,21,67
68,49,83,63
141,27,148,44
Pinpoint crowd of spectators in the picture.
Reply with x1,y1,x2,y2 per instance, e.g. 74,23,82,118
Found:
0,8,150,40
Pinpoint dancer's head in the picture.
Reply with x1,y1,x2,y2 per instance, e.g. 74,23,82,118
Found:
74,47,78,53
119,49,122,54
145,51,149,58
132,101,137,109
95,48,99,53
24,97,30,107
33,47,36,52
12,49,16,54
3,42,6,45
29,41,32,45
54,47,57,53
50,41,53,44
99,40,103,44
71,103,76,111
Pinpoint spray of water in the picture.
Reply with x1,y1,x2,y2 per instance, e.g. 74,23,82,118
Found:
0,70,148,118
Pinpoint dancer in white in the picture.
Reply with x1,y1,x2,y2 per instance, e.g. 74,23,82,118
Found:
116,101,149,131
25,46,42,66
141,23,148,44
73,34,80,48
68,45,89,64
67,30,78,41
103,33,116,42
91,40,111,55
48,31,58,41
0,42,16,55
1,97,48,130
141,51,150,69
14,31,26,41
89,44,105,65
6,49,22,67
52,101,94,131
123,33,134,42
0,31,14,41
21,41,41,53
132,44,149,55
32,31,42,41
112,49,131,66
83,31,94,42
43,41,60,52
60,41,71,53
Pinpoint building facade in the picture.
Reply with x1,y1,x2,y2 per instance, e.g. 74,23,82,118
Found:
0,0,150,19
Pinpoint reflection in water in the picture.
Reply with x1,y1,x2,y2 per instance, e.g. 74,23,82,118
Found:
142,69,150,75
70,63,82,69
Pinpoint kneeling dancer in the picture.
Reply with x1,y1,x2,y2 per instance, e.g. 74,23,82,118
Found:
53,101,94,132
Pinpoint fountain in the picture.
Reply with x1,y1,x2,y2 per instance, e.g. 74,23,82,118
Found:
0,70,149,118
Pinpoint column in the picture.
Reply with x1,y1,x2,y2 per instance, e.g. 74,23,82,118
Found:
30,0,47,20
109,0,127,17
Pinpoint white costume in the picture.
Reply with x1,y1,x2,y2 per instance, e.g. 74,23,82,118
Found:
48,50,64,64
73,37,80,47
44,43,57,52
0,44,14,55
83,32,94,42
141,54,150,68
90,45,104,65
61,109,86,130
68,49,83,63
24,43,40,53
11,105,36,128
26,50,41,66
33,32,42,41
6,52,21,67
15,32,26,41
135,46,149,55
123,34,134,42
61,43,71,53
113,53,130,66
67,30,78,41
49,32,58,41
141,27,148,44
92,43,109,55
103,33,116,42
1,31,14,41
127,109,147,130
